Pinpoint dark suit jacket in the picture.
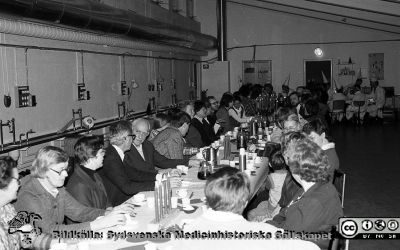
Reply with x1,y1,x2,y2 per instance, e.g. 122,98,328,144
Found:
192,118,213,146
203,118,218,143
185,125,204,148
66,164,110,210
124,141,187,179
101,145,154,206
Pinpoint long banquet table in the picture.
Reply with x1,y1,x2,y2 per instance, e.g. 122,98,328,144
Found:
63,145,270,250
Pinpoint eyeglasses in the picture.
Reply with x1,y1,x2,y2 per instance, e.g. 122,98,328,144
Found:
126,134,136,139
11,177,20,185
134,130,149,137
49,168,69,176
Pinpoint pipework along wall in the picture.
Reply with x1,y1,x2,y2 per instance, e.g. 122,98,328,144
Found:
0,1,203,168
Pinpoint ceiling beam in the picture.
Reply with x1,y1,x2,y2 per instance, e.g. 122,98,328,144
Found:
228,0,400,35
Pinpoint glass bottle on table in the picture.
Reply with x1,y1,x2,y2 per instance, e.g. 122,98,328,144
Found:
198,161,211,180
237,128,247,150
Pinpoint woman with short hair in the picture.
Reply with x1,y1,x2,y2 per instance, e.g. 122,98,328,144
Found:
66,136,110,211
15,146,128,234
303,117,339,177
267,138,343,248
0,156,54,250
216,93,234,133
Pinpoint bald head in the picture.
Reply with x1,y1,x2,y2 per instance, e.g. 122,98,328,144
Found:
132,118,151,146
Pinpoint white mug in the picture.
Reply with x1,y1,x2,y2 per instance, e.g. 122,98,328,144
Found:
176,189,188,198
147,197,155,209
171,196,178,208
182,197,190,207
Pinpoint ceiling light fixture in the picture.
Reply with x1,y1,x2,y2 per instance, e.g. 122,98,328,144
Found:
314,47,323,57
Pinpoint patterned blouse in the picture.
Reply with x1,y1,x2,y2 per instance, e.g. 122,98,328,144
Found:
0,204,20,250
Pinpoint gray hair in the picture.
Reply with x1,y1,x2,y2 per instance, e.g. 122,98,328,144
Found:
109,120,132,146
132,118,150,131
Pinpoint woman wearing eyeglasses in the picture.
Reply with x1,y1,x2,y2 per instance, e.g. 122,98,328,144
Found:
66,136,110,213
0,156,55,249
15,146,128,235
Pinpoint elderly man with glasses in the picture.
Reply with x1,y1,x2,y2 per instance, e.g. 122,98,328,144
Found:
101,120,156,206
124,118,200,190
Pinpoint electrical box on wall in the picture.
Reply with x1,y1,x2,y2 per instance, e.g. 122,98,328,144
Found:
74,83,90,101
15,86,37,108
118,81,130,96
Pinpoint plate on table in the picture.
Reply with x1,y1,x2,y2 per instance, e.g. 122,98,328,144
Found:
118,245,146,250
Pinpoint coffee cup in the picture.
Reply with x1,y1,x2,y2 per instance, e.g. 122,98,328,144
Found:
176,189,188,198
182,197,191,207
147,197,155,209
171,196,178,208
177,165,188,175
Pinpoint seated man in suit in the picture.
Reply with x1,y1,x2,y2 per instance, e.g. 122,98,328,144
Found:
186,101,213,148
124,118,200,182
101,120,155,206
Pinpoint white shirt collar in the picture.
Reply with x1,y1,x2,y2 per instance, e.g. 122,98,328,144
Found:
321,142,335,150
194,115,203,123
112,144,125,161
133,143,145,160
202,207,244,222
38,178,59,197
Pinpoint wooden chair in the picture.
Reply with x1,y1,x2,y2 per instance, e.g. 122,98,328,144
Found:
330,100,346,123
382,87,396,121
329,169,349,250
332,169,346,208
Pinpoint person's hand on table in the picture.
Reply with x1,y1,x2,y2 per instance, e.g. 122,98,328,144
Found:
248,144,257,152
104,206,113,215
169,176,182,188
169,168,182,177
111,203,135,215
90,210,127,231
188,158,201,168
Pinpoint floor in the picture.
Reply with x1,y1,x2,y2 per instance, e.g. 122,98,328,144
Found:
331,121,400,250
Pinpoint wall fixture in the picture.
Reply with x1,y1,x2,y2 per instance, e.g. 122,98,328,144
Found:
314,47,323,57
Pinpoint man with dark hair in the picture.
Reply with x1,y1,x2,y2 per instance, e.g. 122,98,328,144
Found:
240,84,257,117
152,111,191,159
186,100,213,147
148,113,171,141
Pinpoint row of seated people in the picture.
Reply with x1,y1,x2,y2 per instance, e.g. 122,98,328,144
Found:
0,115,202,249
246,107,342,249
330,78,385,122
0,154,322,250
0,96,342,250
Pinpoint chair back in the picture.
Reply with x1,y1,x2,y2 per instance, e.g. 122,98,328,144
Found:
383,87,394,98
353,101,365,108
332,100,345,111
362,86,371,94
332,169,346,208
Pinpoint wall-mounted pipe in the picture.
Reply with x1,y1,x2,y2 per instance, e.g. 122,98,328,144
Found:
0,18,206,56
0,105,178,154
0,0,217,51
217,0,227,61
